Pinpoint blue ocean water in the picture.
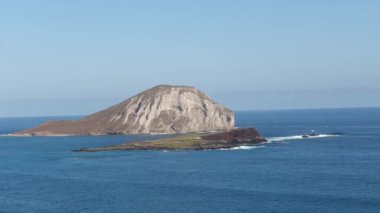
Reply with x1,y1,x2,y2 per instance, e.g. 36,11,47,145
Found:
0,108,380,213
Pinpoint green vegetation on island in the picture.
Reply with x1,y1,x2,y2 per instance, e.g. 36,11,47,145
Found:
75,128,267,152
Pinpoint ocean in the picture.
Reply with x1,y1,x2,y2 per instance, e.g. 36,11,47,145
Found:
0,108,379,213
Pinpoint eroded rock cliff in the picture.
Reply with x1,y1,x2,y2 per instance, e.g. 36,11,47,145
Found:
14,85,235,135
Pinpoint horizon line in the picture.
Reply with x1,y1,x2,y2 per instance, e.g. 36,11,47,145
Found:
1,106,379,119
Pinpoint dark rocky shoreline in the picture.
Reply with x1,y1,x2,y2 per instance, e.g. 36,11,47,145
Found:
75,128,266,152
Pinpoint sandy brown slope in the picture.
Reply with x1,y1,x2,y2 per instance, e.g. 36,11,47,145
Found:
14,85,235,136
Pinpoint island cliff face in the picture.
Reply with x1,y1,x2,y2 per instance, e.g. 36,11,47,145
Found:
14,85,235,136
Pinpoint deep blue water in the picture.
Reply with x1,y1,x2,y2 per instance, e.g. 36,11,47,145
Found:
1,108,380,213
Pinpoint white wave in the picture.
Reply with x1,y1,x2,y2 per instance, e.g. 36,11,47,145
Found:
267,135,304,142
219,145,265,151
0,134,14,137
267,134,340,142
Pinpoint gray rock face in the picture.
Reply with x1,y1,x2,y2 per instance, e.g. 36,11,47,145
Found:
14,85,235,135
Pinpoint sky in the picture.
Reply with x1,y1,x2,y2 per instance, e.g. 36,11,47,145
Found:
1,0,379,117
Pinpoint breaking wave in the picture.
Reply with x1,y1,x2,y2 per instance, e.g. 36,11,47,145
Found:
267,133,342,143
211,132,343,151
219,145,265,151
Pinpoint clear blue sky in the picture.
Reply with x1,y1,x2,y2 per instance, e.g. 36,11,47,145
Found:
1,0,379,117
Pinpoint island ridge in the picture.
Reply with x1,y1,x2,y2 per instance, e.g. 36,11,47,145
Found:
13,85,235,136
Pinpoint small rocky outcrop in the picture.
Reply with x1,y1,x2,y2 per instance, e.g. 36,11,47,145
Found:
201,128,263,142
75,128,267,152
14,85,235,136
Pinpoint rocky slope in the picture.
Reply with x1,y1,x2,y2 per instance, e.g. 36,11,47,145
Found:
14,85,235,136
75,128,266,151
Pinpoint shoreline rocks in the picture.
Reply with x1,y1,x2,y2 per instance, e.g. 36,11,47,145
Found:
75,128,267,152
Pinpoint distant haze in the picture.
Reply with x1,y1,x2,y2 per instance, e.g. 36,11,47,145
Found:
1,0,379,117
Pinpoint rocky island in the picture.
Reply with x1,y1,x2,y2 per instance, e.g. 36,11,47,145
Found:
75,128,266,152
13,85,235,136
14,85,267,151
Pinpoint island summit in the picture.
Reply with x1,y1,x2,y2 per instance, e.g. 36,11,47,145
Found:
14,85,266,151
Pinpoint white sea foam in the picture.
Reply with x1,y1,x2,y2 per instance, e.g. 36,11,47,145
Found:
0,134,14,137
267,135,304,142
267,134,341,142
219,145,265,151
